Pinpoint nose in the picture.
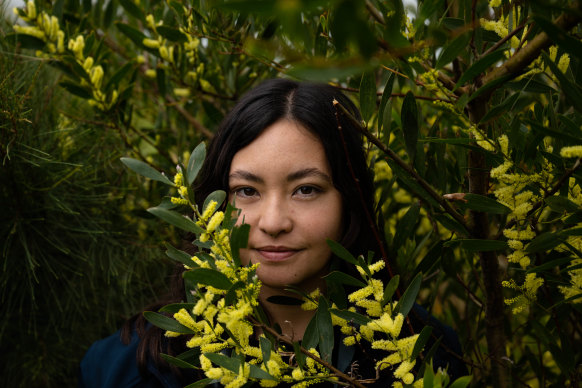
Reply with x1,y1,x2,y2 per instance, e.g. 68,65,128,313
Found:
257,195,293,238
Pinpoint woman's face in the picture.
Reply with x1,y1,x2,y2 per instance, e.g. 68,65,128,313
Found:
228,119,343,293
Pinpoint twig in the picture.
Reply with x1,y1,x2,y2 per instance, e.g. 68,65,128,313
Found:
333,101,470,236
249,317,367,388
365,0,385,25
166,96,214,139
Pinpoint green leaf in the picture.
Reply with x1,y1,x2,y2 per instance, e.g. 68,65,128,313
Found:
393,202,420,250
534,15,582,60
249,364,276,380
265,295,304,305
394,272,422,316
410,325,432,360
323,271,366,288
225,281,246,306
359,71,376,123
449,375,473,388
462,193,511,214
187,142,206,186
157,26,188,42
143,311,195,333
545,196,580,213
183,268,233,290
444,239,509,252
525,232,564,253
203,190,227,214
329,308,371,326
260,336,272,363
455,49,505,89
292,341,306,369
59,80,92,99
302,315,319,350
147,207,204,234
379,73,395,134
544,49,582,112
382,274,400,305
120,157,174,185
326,239,357,265
401,91,419,162
164,243,194,267
316,297,334,363
230,224,249,268
433,214,469,236
115,22,147,48
203,353,240,373
9,33,45,50
184,378,215,388
158,303,196,314
436,32,471,69
160,353,197,369
119,0,145,21
526,257,572,274
105,62,134,92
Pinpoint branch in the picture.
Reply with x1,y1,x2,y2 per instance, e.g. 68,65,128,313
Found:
365,0,385,25
333,101,470,236
482,2,582,86
249,317,367,388
166,96,214,139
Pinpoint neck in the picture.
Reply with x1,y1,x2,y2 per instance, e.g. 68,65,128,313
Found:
258,286,319,341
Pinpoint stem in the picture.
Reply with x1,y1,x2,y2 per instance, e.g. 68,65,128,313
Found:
249,317,367,388
333,101,470,235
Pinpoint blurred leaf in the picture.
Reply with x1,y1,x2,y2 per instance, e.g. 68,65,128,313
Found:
394,272,422,316
9,33,46,50
316,297,334,363
526,232,565,253
204,353,240,373
455,50,505,89
183,268,233,290
187,142,206,186
230,224,249,267
410,325,433,360
120,157,175,185
165,243,194,267
534,15,582,60
379,73,395,134
327,239,358,265
203,190,227,213
546,196,580,213
393,202,420,250
449,375,473,388
59,80,92,99
359,71,376,123
401,91,419,162
119,0,145,21
157,26,188,42
443,239,509,251
147,207,204,233
329,308,371,325
323,271,366,288
436,32,471,69
115,22,147,48
184,379,215,388
543,52,582,113
526,257,572,274
161,353,197,369
462,193,511,214
143,311,195,333
382,274,400,305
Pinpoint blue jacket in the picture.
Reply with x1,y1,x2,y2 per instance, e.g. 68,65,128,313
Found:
79,305,467,387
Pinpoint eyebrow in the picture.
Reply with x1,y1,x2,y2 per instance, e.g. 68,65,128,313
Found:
229,168,332,184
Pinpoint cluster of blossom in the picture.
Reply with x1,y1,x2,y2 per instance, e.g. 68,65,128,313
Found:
163,173,425,387
13,1,118,111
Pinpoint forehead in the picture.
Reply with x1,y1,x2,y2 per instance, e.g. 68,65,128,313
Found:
229,120,331,176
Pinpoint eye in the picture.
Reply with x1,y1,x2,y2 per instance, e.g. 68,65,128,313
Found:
233,187,258,198
294,185,321,197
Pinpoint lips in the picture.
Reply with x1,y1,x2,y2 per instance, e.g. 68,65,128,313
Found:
254,246,301,262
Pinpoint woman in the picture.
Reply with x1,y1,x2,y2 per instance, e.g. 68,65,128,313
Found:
80,79,466,387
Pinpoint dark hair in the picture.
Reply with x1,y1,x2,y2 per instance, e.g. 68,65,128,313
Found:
125,78,386,378
195,78,382,257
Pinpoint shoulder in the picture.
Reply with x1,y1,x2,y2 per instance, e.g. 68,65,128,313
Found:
78,328,181,388
409,304,468,380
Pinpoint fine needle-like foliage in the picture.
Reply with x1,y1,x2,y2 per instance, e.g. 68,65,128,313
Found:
4,0,582,386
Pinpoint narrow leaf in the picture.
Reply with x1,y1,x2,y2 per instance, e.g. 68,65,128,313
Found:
230,224,249,268
359,71,376,123
203,353,240,373
157,25,188,42
316,297,334,363
119,0,145,20
143,311,195,333
329,308,371,326
249,364,276,380
326,239,357,265
183,268,233,290
449,375,473,388
394,272,422,316
401,91,419,162
436,33,471,69
444,239,509,252
120,157,174,185
410,325,432,360
323,271,366,288
165,243,194,267
187,142,206,185
161,353,197,369
203,190,226,213
302,315,319,350
455,50,505,89
184,378,215,388
147,207,204,234
382,274,400,305
378,73,395,133
463,193,511,214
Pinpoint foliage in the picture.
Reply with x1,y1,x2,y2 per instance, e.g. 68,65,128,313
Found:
5,0,582,386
